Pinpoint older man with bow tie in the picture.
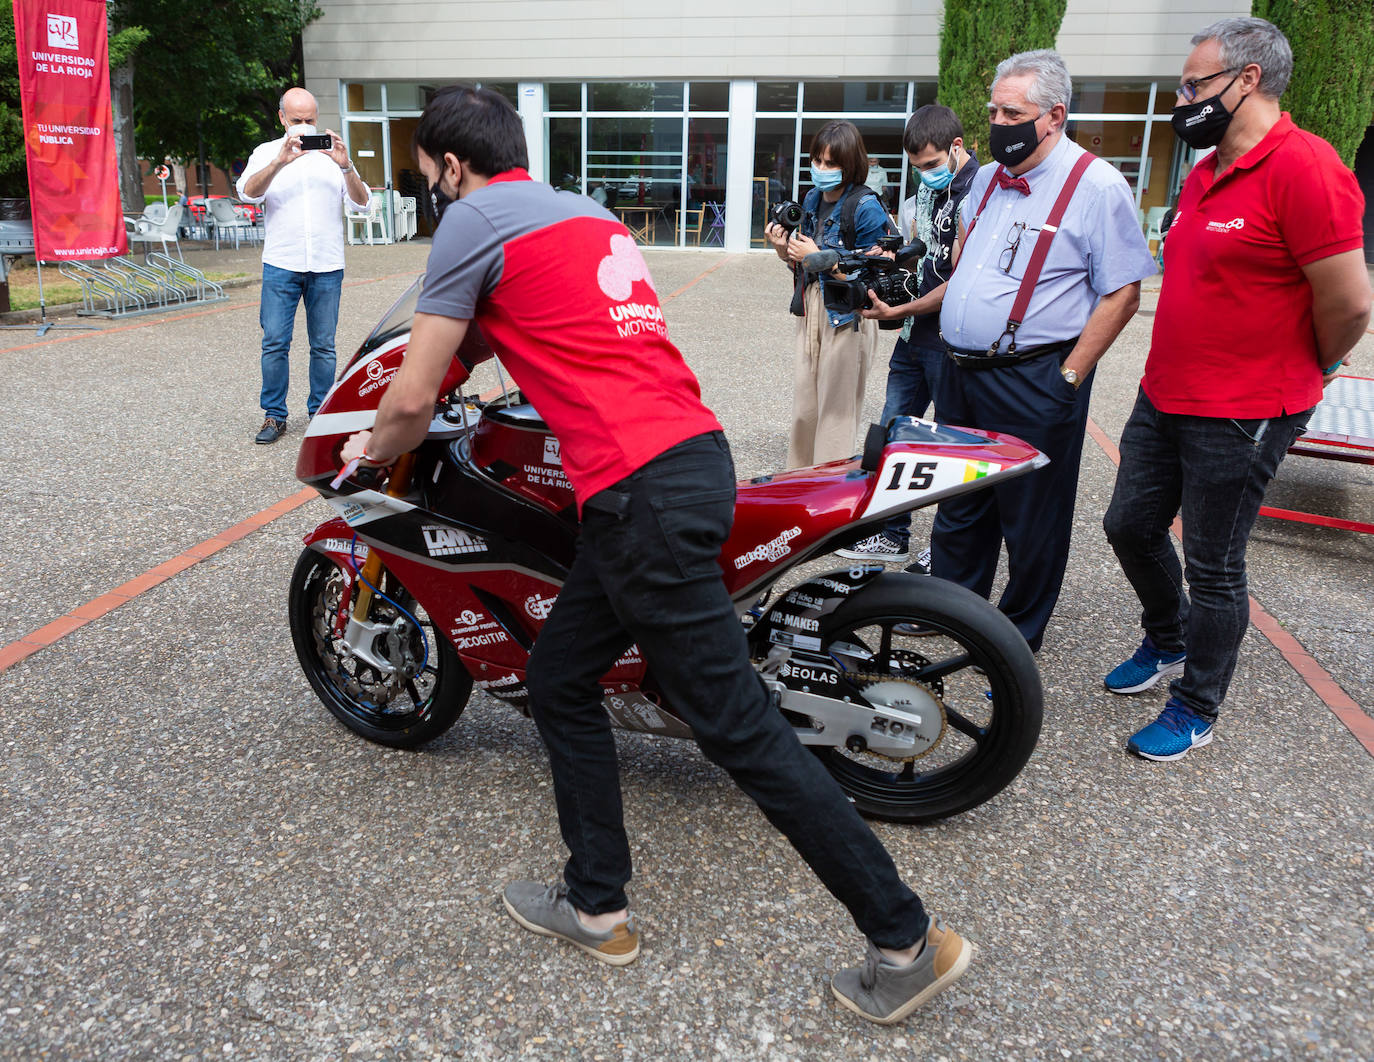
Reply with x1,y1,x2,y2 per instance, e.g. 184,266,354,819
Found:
932,49,1155,655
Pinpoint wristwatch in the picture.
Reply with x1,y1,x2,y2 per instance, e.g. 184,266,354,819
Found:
339,161,354,174
1061,366,1081,389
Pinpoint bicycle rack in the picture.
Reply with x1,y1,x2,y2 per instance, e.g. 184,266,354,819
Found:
56,252,227,319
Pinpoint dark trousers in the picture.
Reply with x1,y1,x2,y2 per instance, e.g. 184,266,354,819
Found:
879,334,945,546
1103,388,1312,720
525,432,928,949
930,352,1094,652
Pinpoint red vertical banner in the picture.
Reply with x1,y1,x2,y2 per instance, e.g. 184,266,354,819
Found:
12,0,127,259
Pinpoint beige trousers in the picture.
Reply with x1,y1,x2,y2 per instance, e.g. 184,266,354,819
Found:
787,282,879,468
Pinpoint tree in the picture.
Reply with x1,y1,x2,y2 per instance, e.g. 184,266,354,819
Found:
108,0,321,194
937,0,1069,152
1252,0,1374,167
0,6,27,200
108,25,151,212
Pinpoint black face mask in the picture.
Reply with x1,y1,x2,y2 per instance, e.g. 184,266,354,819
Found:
429,180,456,223
989,114,1045,168
1171,75,1245,149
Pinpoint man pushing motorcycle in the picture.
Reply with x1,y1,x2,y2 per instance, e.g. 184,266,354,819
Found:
340,84,970,1025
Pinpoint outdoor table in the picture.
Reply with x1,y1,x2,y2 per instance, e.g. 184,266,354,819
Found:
615,205,656,244
1260,373,1374,535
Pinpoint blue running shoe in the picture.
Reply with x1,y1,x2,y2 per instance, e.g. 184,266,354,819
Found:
1104,636,1186,694
1127,700,1214,761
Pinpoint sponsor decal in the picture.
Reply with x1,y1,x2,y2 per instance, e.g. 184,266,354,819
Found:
612,644,643,667
341,501,369,525
452,631,508,649
358,359,398,397
770,630,823,653
477,673,522,690
422,524,487,558
522,462,573,491
451,610,484,631
317,537,368,558
784,591,825,610
781,662,838,685
813,577,860,595
734,526,802,570
778,613,820,633
542,437,562,466
1205,217,1245,233
606,694,667,731
524,593,557,621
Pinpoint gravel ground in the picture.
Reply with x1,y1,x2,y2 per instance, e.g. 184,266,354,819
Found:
1,242,1371,1061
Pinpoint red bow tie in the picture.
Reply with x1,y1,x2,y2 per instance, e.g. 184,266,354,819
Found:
995,169,1031,195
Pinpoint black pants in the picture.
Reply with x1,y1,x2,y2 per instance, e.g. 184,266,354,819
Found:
1103,388,1312,719
525,432,928,949
930,353,1094,652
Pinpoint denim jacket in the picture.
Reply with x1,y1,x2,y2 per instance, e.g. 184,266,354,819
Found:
791,183,892,329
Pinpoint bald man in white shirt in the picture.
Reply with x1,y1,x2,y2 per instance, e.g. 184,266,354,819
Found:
237,87,370,444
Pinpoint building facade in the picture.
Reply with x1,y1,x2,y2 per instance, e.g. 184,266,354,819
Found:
303,0,1342,253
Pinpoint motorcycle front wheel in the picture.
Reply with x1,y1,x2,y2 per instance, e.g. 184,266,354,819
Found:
288,547,472,748
812,573,1042,823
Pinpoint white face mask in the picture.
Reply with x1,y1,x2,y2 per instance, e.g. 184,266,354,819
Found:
285,122,317,138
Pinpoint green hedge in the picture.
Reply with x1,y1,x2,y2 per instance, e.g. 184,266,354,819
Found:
937,0,1068,154
1252,1,1374,167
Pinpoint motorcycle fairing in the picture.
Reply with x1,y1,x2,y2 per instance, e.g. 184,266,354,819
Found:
751,565,886,654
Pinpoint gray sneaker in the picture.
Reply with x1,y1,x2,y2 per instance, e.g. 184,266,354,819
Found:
831,918,972,1025
502,881,640,966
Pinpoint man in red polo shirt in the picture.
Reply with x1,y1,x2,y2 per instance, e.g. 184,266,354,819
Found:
1102,17,1370,762
339,85,972,1024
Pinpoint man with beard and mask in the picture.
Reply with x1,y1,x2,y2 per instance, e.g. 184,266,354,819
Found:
237,87,370,444
1103,18,1370,762
340,84,972,1026
933,49,1155,655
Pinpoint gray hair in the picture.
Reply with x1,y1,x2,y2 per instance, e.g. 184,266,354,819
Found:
1192,17,1292,98
993,50,1073,113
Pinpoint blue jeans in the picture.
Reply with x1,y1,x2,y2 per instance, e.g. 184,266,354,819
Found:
524,432,928,948
259,264,343,420
1103,388,1313,720
879,334,944,545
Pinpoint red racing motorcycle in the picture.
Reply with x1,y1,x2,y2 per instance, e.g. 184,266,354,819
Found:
289,281,1047,822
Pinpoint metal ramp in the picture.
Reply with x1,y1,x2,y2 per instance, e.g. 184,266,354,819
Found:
57,252,227,318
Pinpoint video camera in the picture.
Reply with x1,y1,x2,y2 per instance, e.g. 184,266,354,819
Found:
802,235,927,330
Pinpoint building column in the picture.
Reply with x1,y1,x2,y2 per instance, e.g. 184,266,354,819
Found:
518,82,546,182
724,80,757,253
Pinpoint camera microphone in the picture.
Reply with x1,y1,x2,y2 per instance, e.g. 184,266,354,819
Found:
803,249,841,274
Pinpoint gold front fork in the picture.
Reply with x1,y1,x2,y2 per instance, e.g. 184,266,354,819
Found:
350,453,416,621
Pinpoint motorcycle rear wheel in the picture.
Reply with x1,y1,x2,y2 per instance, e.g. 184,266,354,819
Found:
812,574,1042,823
288,547,472,748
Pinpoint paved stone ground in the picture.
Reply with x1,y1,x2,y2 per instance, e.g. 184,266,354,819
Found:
1,242,1371,1061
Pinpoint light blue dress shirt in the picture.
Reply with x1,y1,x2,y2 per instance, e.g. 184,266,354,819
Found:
939,135,1156,353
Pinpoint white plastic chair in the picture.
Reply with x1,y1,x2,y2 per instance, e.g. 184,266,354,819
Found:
393,192,417,240
207,198,255,249
1145,206,1168,255
347,192,389,245
126,203,184,260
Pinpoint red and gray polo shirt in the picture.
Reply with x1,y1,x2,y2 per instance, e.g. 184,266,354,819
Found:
417,169,722,507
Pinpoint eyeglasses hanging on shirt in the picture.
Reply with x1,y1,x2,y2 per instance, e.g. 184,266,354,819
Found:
1000,221,1043,275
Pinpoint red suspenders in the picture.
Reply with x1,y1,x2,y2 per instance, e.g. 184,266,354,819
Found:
959,152,1098,356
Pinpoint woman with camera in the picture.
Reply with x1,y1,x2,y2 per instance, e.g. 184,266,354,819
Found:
766,120,891,468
